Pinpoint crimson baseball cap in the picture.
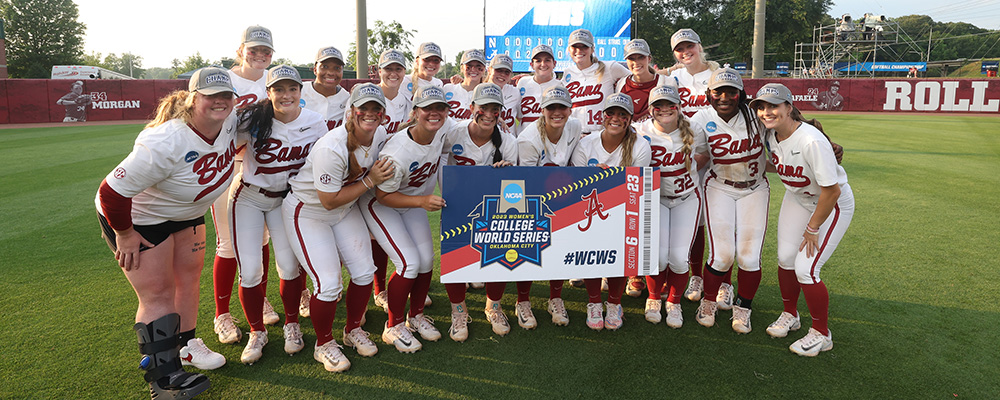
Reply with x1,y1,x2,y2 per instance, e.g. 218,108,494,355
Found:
266,65,302,87
749,83,794,108
349,82,387,109
604,92,635,115
242,25,274,50
189,67,236,96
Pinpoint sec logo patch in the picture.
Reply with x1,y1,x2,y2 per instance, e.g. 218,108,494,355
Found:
113,167,126,179
319,174,333,185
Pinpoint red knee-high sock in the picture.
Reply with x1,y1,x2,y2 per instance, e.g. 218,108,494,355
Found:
310,296,338,346
801,281,830,335
372,240,388,294
485,282,506,301
444,282,467,304
261,244,270,292
516,281,532,302
409,272,433,317
666,270,687,304
279,275,305,324
702,266,725,302
736,269,762,301
549,280,564,299
387,274,415,326
606,277,626,304
646,270,667,300
777,268,801,315
238,283,266,331
689,226,706,277
723,268,733,285
213,256,239,316
584,278,603,303
344,282,373,332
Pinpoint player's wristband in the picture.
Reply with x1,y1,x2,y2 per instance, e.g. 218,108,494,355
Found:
804,225,819,235
362,176,373,190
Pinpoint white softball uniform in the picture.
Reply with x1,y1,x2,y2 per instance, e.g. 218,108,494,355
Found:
516,76,560,133
229,70,268,110
691,108,769,273
95,117,239,225
300,82,350,130
230,109,326,287
516,117,583,167
283,124,390,302
441,120,519,166
400,76,443,100
768,123,854,284
499,84,521,134
636,120,706,273
443,83,475,120
361,124,449,279
562,61,630,133
668,68,713,118
383,90,413,134
571,129,652,168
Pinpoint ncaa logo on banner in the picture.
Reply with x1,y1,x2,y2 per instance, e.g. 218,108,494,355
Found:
469,179,553,270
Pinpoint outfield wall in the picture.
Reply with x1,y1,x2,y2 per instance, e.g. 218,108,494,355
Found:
0,78,996,124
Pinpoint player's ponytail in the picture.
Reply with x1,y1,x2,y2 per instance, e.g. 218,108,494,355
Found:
490,124,504,164
396,108,419,133
238,100,276,152
537,113,553,160
234,45,245,68
736,88,763,144
344,109,362,181
147,90,196,128
678,114,695,171
590,55,606,81
620,125,638,167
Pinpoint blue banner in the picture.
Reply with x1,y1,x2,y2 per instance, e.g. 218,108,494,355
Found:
837,62,927,72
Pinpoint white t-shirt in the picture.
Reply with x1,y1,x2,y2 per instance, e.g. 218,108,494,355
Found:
562,61,630,132
300,82,350,130
228,70,268,110
689,108,766,183
376,124,450,196
400,75,443,100
288,124,389,210
571,129,652,168
498,84,521,134
516,117,583,166
97,116,239,225
382,88,413,134
238,109,327,191
441,120,519,166
668,67,713,118
516,76,560,132
635,119,707,197
766,122,848,211
443,83,475,120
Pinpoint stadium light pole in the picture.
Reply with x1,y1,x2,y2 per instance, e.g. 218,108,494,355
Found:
357,0,368,78
752,0,766,78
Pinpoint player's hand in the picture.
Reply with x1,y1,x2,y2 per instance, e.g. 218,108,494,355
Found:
596,163,610,169
421,195,446,211
115,229,154,271
799,231,819,259
511,74,529,85
831,142,844,164
369,158,395,185
450,74,463,85
491,160,513,168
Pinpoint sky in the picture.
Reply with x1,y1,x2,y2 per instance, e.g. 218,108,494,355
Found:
74,0,1000,70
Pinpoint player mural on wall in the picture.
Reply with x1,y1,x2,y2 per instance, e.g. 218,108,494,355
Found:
56,80,92,122
811,81,844,111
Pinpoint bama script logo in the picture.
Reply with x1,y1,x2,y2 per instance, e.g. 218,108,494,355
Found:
467,180,553,270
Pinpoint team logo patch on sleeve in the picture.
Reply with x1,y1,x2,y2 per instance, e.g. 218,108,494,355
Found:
185,151,199,163
113,167,126,179
319,174,333,185
468,180,552,270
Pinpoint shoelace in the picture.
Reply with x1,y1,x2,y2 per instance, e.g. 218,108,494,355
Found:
587,304,602,319
188,339,212,356
347,328,371,344
550,300,567,315
487,310,508,325
285,325,302,341
318,342,346,361
452,312,470,328
775,313,797,327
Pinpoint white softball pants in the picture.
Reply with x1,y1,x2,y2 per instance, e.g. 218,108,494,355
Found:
658,189,702,274
776,184,855,284
360,194,434,279
704,178,769,273
229,183,299,288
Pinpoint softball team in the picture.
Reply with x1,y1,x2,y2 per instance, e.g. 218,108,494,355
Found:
562,29,631,134
485,53,522,134
516,44,561,133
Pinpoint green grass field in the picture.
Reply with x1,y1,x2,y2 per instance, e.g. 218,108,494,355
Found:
2,114,998,399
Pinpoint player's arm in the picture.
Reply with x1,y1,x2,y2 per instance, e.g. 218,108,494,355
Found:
98,180,155,271
376,189,445,211
317,158,394,210
800,184,840,258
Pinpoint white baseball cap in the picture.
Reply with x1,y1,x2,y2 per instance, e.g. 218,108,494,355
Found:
241,25,274,50
266,65,302,87
649,84,681,105
315,46,344,64
624,39,651,58
472,83,504,106
708,67,744,91
412,85,450,108
461,49,486,66
749,83,794,108
540,85,572,108
379,49,406,68
189,67,236,96
489,54,514,71
671,29,701,50
349,82,387,109
531,44,555,60
417,42,443,60
568,29,595,48
603,92,634,115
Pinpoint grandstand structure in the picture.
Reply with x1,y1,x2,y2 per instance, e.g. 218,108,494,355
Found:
793,14,925,78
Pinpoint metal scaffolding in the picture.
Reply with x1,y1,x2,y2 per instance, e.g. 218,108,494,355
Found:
793,14,923,78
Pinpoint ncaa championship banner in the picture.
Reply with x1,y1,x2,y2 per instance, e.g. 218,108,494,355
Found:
440,166,659,283
484,0,632,72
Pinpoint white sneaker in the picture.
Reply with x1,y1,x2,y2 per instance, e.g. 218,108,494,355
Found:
382,321,421,353
213,313,242,344
604,301,624,330
717,283,734,311
470,282,485,289
547,298,569,326
644,298,662,324
626,277,645,298
766,312,801,338
515,301,537,330
449,306,471,342
585,302,604,331
240,330,267,364
283,322,304,355
695,299,717,327
343,327,378,357
569,278,584,288
406,313,441,342
731,305,752,334
484,305,511,336
789,328,833,357
180,338,226,370
298,289,311,318
684,276,703,302
262,297,280,325
664,302,683,329
313,340,351,372
374,291,388,312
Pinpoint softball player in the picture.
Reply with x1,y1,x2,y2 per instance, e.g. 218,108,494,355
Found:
570,92,652,331
562,29,630,135
95,68,236,398
439,83,520,341
751,83,854,356
690,68,768,334
213,25,279,345
283,83,394,371
516,44,560,134
230,66,326,364
301,46,350,130
443,49,486,120
665,29,719,304
634,85,707,327
361,86,452,353
401,42,445,100
515,85,582,326
485,54,521,134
